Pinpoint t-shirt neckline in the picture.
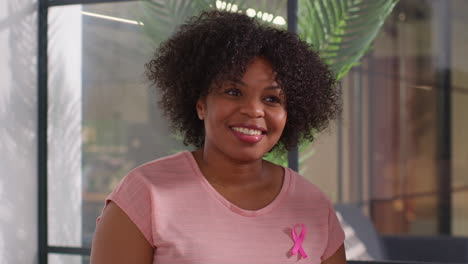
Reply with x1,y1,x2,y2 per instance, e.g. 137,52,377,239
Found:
182,150,292,217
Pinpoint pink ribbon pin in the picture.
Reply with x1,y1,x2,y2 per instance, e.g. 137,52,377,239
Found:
291,224,308,258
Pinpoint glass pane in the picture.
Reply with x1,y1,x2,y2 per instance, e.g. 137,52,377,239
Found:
48,3,84,248
48,253,88,264
0,1,38,264
408,196,439,235
453,191,468,235
451,0,468,193
372,195,438,235
300,128,340,202
47,1,188,248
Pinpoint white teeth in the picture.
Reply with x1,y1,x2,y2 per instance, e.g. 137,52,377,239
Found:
231,127,262,136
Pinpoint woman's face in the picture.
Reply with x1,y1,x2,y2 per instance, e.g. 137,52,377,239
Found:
196,57,287,162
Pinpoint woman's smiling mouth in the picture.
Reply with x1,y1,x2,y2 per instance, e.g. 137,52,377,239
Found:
231,127,263,135
229,125,266,143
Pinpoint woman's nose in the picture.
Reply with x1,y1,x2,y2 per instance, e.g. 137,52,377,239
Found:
239,98,264,118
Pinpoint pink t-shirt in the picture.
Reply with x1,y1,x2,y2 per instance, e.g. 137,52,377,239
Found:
100,151,344,263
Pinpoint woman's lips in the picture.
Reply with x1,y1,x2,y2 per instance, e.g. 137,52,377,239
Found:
230,126,265,143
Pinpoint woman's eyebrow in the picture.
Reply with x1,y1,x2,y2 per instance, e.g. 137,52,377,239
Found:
265,86,281,90
229,79,246,86
230,80,281,90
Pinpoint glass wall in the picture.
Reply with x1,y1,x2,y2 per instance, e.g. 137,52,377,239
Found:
0,0,38,263
450,0,468,236
302,0,468,237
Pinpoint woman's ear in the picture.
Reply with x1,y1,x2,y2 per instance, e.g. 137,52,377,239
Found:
196,98,205,120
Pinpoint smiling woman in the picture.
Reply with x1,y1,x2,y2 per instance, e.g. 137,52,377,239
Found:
196,57,287,162
90,10,345,264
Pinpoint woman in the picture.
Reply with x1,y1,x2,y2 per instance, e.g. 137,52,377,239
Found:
91,10,345,264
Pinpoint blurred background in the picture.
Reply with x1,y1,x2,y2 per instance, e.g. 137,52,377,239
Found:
1,0,467,263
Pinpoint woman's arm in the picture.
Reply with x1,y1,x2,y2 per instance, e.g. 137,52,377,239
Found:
90,201,154,264
322,244,347,264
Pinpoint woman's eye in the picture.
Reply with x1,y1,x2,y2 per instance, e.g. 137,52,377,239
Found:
225,88,241,96
265,96,281,104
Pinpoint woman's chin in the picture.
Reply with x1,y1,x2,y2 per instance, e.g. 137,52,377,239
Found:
203,140,275,163
224,148,269,163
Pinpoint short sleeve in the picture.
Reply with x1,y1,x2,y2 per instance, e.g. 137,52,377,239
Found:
321,198,345,260
97,171,154,246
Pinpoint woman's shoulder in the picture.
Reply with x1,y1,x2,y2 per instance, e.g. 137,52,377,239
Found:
126,150,194,183
285,167,333,204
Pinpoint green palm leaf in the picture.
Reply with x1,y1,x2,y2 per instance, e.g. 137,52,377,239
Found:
139,0,287,48
138,0,205,48
299,0,398,79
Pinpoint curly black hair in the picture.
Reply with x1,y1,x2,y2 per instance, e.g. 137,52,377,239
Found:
146,10,341,152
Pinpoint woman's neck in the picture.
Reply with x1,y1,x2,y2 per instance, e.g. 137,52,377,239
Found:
192,148,270,189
